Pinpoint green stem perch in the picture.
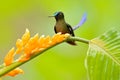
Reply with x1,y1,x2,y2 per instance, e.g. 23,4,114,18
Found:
67,37,89,44
0,36,89,77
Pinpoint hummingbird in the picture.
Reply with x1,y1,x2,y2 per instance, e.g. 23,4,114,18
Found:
49,11,87,45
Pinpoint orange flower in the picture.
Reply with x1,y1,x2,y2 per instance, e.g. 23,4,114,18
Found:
3,29,70,77
4,47,23,77
6,68,23,77
4,47,15,66
21,28,30,46
16,39,23,54
18,31,69,62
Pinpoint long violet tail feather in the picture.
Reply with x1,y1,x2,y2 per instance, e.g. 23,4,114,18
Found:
73,13,87,30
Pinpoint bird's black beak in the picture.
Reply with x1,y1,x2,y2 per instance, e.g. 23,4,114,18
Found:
48,16,54,17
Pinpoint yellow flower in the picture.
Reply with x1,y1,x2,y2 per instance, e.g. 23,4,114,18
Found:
3,29,70,77
21,28,30,46
4,48,23,77
4,47,15,66
5,68,23,77
16,39,23,54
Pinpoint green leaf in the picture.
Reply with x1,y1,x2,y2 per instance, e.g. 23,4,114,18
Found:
85,29,120,80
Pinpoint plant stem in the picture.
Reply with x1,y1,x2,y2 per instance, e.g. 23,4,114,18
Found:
0,36,89,77
68,37,89,44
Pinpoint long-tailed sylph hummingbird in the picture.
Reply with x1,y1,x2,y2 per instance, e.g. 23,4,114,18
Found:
49,11,87,45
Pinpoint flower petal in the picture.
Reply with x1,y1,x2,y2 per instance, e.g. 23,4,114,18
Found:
16,39,23,54
22,28,30,46
6,68,23,77
4,47,15,66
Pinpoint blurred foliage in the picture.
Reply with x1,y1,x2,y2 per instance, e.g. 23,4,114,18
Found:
0,0,119,80
86,29,120,80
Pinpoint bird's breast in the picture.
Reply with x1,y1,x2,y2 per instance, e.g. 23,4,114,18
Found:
55,22,69,34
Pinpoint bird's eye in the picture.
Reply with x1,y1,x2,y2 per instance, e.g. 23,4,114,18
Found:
59,13,62,15
59,12,63,16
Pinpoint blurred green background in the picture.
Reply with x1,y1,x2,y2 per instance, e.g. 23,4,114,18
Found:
0,0,119,80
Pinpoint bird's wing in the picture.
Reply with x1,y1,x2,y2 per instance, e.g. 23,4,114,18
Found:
67,24,75,36
54,26,57,33
72,13,87,30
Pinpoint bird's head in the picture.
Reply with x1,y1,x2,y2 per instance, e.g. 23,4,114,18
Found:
49,11,64,21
